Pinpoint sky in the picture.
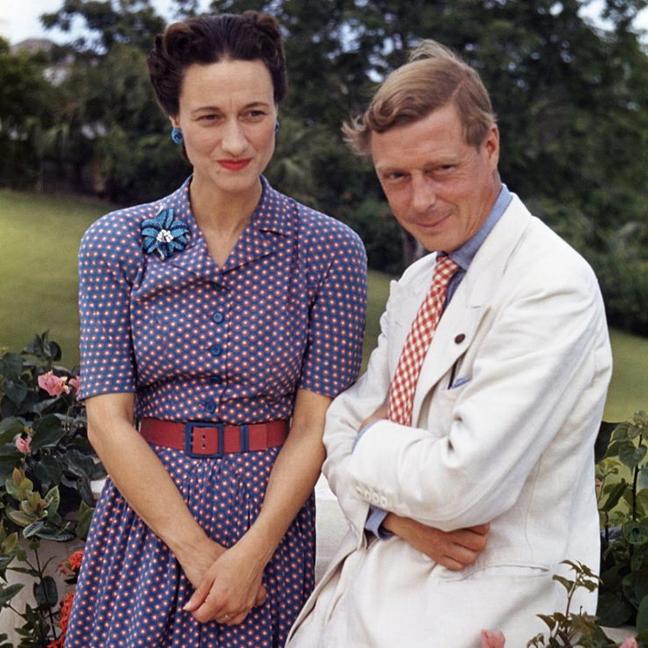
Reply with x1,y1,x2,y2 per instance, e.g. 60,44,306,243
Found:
0,0,647,45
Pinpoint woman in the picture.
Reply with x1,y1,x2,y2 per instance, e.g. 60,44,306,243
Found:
65,11,367,647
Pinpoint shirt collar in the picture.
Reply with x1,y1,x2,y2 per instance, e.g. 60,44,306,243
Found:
249,176,293,236
447,183,512,271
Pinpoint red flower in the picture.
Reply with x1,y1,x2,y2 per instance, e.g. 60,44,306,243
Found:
38,371,69,397
58,591,75,634
58,549,84,585
67,550,84,572
15,435,32,454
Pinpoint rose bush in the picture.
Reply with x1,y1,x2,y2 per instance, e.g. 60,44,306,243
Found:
0,333,104,647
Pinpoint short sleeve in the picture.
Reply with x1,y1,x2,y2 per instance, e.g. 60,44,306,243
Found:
299,227,368,397
77,215,139,400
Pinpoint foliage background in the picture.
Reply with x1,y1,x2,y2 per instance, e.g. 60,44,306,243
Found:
1,0,647,335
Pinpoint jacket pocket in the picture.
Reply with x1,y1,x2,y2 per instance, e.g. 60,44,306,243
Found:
438,561,551,582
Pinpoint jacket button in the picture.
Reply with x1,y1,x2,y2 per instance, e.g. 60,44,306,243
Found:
454,333,466,344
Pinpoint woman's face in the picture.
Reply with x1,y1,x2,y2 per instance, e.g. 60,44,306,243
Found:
172,58,277,197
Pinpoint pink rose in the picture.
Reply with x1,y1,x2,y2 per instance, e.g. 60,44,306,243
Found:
68,376,80,393
620,638,638,648
38,371,68,397
15,435,32,454
480,629,506,648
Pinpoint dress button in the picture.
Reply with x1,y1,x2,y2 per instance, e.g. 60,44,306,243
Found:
210,344,222,357
212,311,224,324
209,375,222,385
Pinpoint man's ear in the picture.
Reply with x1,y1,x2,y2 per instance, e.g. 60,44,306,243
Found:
483,124,500,169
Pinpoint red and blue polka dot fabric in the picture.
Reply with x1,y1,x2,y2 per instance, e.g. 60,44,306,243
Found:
65,177,368,647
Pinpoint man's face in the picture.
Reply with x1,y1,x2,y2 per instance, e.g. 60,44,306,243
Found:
370,103,500,253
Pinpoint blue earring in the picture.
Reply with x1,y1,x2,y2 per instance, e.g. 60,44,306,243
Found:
171,127,183,144
275,120,280,133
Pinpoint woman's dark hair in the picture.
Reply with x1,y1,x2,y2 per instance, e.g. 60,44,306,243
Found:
147,11,286,116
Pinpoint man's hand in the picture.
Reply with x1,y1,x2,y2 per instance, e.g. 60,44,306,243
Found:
383,513,490,570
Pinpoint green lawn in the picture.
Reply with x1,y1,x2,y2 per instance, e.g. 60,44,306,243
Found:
0,189,112,366
1,189,646,420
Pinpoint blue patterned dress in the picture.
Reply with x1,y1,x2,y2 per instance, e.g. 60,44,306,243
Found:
65,177,367,647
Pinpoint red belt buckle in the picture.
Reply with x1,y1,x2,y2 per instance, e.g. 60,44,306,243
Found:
184,422,225,458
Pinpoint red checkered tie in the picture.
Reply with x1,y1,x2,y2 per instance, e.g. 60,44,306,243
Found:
387,255,459,425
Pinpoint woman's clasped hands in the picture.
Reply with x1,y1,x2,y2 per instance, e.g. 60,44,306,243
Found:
181,535,268,626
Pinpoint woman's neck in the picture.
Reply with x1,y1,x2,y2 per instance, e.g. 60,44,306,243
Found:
189,175,263,238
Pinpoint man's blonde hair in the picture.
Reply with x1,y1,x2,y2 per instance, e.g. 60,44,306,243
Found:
343,40,496,155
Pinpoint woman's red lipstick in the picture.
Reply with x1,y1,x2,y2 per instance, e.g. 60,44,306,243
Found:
218,158,252,171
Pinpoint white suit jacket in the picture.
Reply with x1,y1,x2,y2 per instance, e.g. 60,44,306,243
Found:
287,195,612,648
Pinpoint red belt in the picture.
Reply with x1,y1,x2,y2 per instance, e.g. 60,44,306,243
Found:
140,418,289,458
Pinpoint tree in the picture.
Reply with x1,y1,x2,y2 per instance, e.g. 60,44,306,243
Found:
28,0,648,332
0,38,58,188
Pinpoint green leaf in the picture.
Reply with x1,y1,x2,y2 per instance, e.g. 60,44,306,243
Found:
639,467,648,491
6,509,36,527
0,418,24,445
34,524,76,542
63,449,97,479
624,521,648,545
619,444,647,470
0,455,20,482
0,353,23,380
3,380,28,407
552,574,575,592
1,531,18,554
636,490,648,519
33,575,57,609
0,555,14,579
597,420,620,462
637,594,648,632
600,480,629,512
0,582,23,607
44,486,61,518
30,414,66,450
596,591,635,626
537,613,557,630
77,477,94,507
32,455,64,489
76,500,94,540
0,442,22,459
22,520,46,539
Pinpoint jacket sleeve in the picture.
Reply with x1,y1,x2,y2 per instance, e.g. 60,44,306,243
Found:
348,267,611,531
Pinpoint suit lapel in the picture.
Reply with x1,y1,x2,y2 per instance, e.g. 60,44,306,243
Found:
409,196,532,422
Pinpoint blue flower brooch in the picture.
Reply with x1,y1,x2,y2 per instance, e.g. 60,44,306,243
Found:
140,208,191,260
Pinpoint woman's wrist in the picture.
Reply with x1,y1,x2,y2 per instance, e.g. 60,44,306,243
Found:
167,527,214,563
236,524,277,569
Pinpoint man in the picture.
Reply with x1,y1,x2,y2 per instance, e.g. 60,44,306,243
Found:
286,40,612,647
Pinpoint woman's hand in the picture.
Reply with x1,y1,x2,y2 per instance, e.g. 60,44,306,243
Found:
176,536,226,590
383,513,490,570
183,540,267,625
